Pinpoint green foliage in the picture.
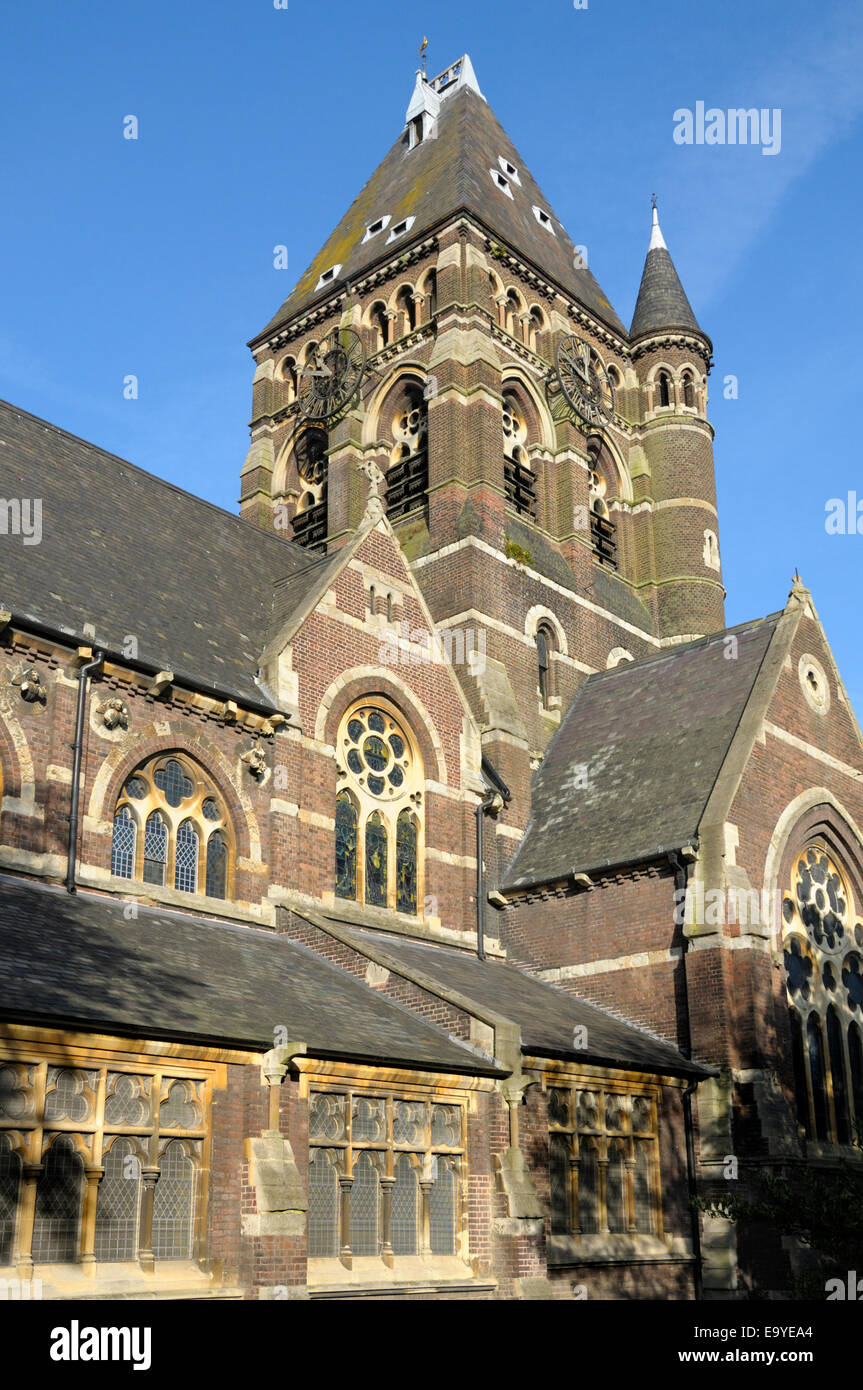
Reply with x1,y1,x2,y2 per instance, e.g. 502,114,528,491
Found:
695,1160,863,1273
504,539,532,568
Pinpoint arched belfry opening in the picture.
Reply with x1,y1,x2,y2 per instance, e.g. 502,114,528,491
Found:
382,377,429,523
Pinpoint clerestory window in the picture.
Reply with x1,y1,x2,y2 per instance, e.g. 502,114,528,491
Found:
110,755,232,900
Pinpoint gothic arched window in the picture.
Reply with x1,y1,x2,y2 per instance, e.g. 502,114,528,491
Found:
536,623,556,709
152,1141,196,1260
396,286,416,335
110,754,232,901
334,703,423,915
682,371,695,408
588,449,618,570
32,1137,84,1263
657,371,671,408
783,843,863,1145
424,269,438,318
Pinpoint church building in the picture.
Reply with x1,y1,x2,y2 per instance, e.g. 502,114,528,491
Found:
1,53,861,1301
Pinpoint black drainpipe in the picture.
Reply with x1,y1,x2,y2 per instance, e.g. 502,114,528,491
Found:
669,848,704,1302
476,757,511,961
66,650,104,893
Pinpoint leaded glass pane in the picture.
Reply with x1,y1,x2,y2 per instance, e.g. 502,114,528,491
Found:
576,1091,600,1130
308,1149,339,1257
143,812,167,886
0,1063,33,1120
807,1013,829,1140
827,1004,851,1144
174,820,199,894
430,1104,460,1147
549,1133,571,1234
393,1101,426,1145
396,810,418,916
111,807,136,879
125,776,146,799
154,759,193,808
605,1093,626,1132
352,1096,385,1143
151,1141,195,1260
347,719,364,743
159,1081,201,1130
349,1151,379,1256
606,1145,627,1233
429,1156,456,1255
365,813,387,907
205,831,227,899
577,1145,599,1234
45,1068,91,1123
202,797,220,822
849,1022,863,1128
633,1142,654,1233
367,711,385,734
389,734,405,759
335,793,357,900
548,1087,569,1129
32,1137,84,1263
0,1136,20,1265
310,1092,346,1141
391,1155,418,1255
94,1140,140,1262
105,1074,149,1127
631,1095,652,1133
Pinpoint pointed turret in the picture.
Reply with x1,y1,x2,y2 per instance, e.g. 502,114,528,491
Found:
630,203,702,340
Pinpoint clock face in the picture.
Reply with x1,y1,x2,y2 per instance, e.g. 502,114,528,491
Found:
555,334,615,426
296,327,365,422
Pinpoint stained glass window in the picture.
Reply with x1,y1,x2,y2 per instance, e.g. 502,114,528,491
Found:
202,797,220,822
549,1084,660,1238
205,831,227,899
606,1144,627,1233
32,1137,84,1263
429,1157,456,1255
349,1151,380,1256
335,793,358,900
174,820,199,894
95,1139,140,1262
396,810,418,915
365,813,387,907
143,812,168,886
111,806,136,879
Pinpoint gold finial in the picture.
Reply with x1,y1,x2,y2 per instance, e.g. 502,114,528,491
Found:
420,36,428,73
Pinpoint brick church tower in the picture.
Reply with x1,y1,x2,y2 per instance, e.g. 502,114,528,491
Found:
240,55,725,830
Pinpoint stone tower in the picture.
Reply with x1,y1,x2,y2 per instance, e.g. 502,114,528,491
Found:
240,54,726,830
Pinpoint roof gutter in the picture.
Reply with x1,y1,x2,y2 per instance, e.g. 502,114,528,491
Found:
504,839,698,897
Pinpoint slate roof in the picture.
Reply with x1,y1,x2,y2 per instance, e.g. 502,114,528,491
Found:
0,400,319,709
630,241,702,339
311,915,710,1079
503,615,782,890
0,876,501,1074
253,78,625,341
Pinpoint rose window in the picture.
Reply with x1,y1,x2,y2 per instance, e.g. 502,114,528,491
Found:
342,707,412,800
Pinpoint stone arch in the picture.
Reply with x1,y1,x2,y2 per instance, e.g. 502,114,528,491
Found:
0,707,28,804
315,668,449,786
524,605,568,657
501,368,555,451
647,363,676,411
362,366,429,449
586,430,633,503
89,725,260,863
763,790,863,909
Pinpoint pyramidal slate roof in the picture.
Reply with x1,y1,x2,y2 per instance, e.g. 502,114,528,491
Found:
630,207,702,339
0,399,320,708
253,57,625,341
502,614,784,890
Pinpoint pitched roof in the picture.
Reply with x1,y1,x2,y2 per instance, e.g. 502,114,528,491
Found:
0,400,316,708
630,207,703,339
253,71,625,341
0,876,500,1074
307,915,710,1079
502,615,783,890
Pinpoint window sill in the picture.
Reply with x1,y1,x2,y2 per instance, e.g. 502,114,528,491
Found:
307,1255,486,1296
0,1260,243,1300
548,1233,692,1267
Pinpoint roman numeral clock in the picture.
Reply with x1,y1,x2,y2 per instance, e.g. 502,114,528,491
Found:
553,333,615,426
296,327,366,422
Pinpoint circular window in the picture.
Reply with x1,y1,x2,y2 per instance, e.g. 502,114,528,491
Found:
340,705,414,801
798,654,830,714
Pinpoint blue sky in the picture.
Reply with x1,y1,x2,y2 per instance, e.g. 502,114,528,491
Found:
1,0,861,707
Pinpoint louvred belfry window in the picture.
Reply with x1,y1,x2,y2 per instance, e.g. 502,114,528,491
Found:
110,755,233,901
307,1087,465,1265
783,844,863,1144
334,703,423,916
386,384,428,522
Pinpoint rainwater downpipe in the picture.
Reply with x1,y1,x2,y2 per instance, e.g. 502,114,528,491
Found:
66,650,103,893
669,848,705,1301
475,786,500,961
